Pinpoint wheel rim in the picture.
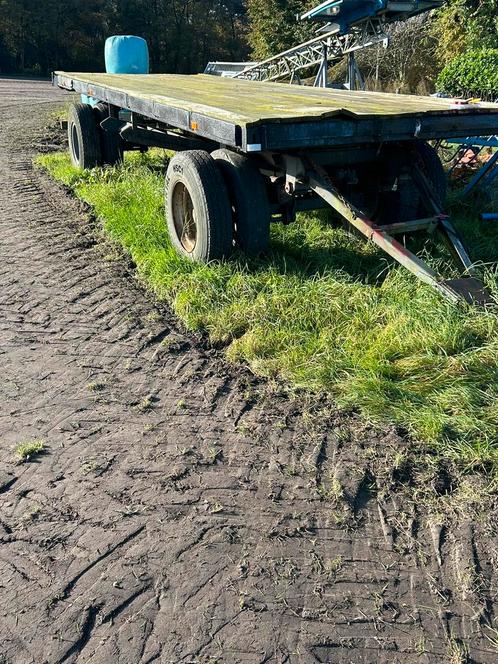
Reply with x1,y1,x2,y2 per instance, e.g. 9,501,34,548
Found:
70,122,80,163
171,182,197,253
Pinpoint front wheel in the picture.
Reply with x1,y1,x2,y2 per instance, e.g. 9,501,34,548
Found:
67,103,102,169
165,151,233,261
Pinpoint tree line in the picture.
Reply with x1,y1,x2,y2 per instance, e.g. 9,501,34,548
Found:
0,0,496,95
0,0,249,74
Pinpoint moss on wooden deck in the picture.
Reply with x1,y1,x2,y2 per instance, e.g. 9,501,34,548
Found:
55,72,498,127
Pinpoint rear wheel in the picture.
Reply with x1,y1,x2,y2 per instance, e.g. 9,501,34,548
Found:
211,148,270,255
68,103,101,169
375,141,447,224
165,150,233,261
94,103,123,165
414,141,447,204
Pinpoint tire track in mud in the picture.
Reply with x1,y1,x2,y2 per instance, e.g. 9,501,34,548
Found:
0,77,497,664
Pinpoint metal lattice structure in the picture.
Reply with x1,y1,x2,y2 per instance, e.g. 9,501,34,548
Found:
204,0,446,89
233,19,388,86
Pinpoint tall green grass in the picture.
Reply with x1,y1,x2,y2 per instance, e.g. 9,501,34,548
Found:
36,150,498,468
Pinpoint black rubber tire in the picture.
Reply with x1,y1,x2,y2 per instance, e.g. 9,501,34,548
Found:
165,150,233,261
414,141,447,205
68,103,102,169
376,141,447,224
211,148,270,255
94,103,123,166
397,141,447,221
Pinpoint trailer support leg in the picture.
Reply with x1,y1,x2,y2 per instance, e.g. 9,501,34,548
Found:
410,162,477,275
306,161,493,305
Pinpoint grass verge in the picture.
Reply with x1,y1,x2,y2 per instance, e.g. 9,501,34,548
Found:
36,149,498,471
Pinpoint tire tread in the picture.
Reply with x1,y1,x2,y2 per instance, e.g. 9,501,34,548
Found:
165,150,233,261
68,103,101,169
94,103,123,166
212,148,270,255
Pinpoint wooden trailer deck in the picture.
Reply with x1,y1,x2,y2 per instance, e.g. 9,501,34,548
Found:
54,72,498,151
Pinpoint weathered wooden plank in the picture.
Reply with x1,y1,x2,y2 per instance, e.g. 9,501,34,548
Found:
55,72,498,128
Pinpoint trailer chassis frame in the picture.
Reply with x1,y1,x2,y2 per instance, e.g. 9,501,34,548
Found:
54,74,496,306
101,110,493,306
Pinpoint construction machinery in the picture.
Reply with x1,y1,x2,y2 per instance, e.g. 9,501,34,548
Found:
205,0,445,89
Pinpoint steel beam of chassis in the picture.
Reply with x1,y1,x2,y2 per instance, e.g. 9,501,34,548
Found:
253,114,498,151
118,124,217,152
234,19,388,83
307,163,445,292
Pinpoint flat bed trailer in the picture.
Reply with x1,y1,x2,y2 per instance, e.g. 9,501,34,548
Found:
54,71,498,304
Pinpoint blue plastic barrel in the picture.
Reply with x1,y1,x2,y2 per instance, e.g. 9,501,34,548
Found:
81,35,149,105
104,36,149,74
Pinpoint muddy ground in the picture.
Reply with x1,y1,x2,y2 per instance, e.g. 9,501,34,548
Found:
0,78,497,664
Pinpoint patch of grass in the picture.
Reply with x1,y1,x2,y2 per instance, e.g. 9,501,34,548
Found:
15,439,45,463
448,636,469,664
87,380,105,392
35,150,498,470
484,627,498,651
47,103,72,125
137,394,154,412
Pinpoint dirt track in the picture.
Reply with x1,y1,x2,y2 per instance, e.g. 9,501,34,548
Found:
0,78,497,664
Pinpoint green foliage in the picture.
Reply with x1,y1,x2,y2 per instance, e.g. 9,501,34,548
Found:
247,0,314,60
15,440,44,462
430,0,498,66
356,16,439,95
437,49,498,97
429,0,470,64
37,150,498,469
2,0,497,95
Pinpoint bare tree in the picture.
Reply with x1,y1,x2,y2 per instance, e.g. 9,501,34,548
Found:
359,15,439,94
